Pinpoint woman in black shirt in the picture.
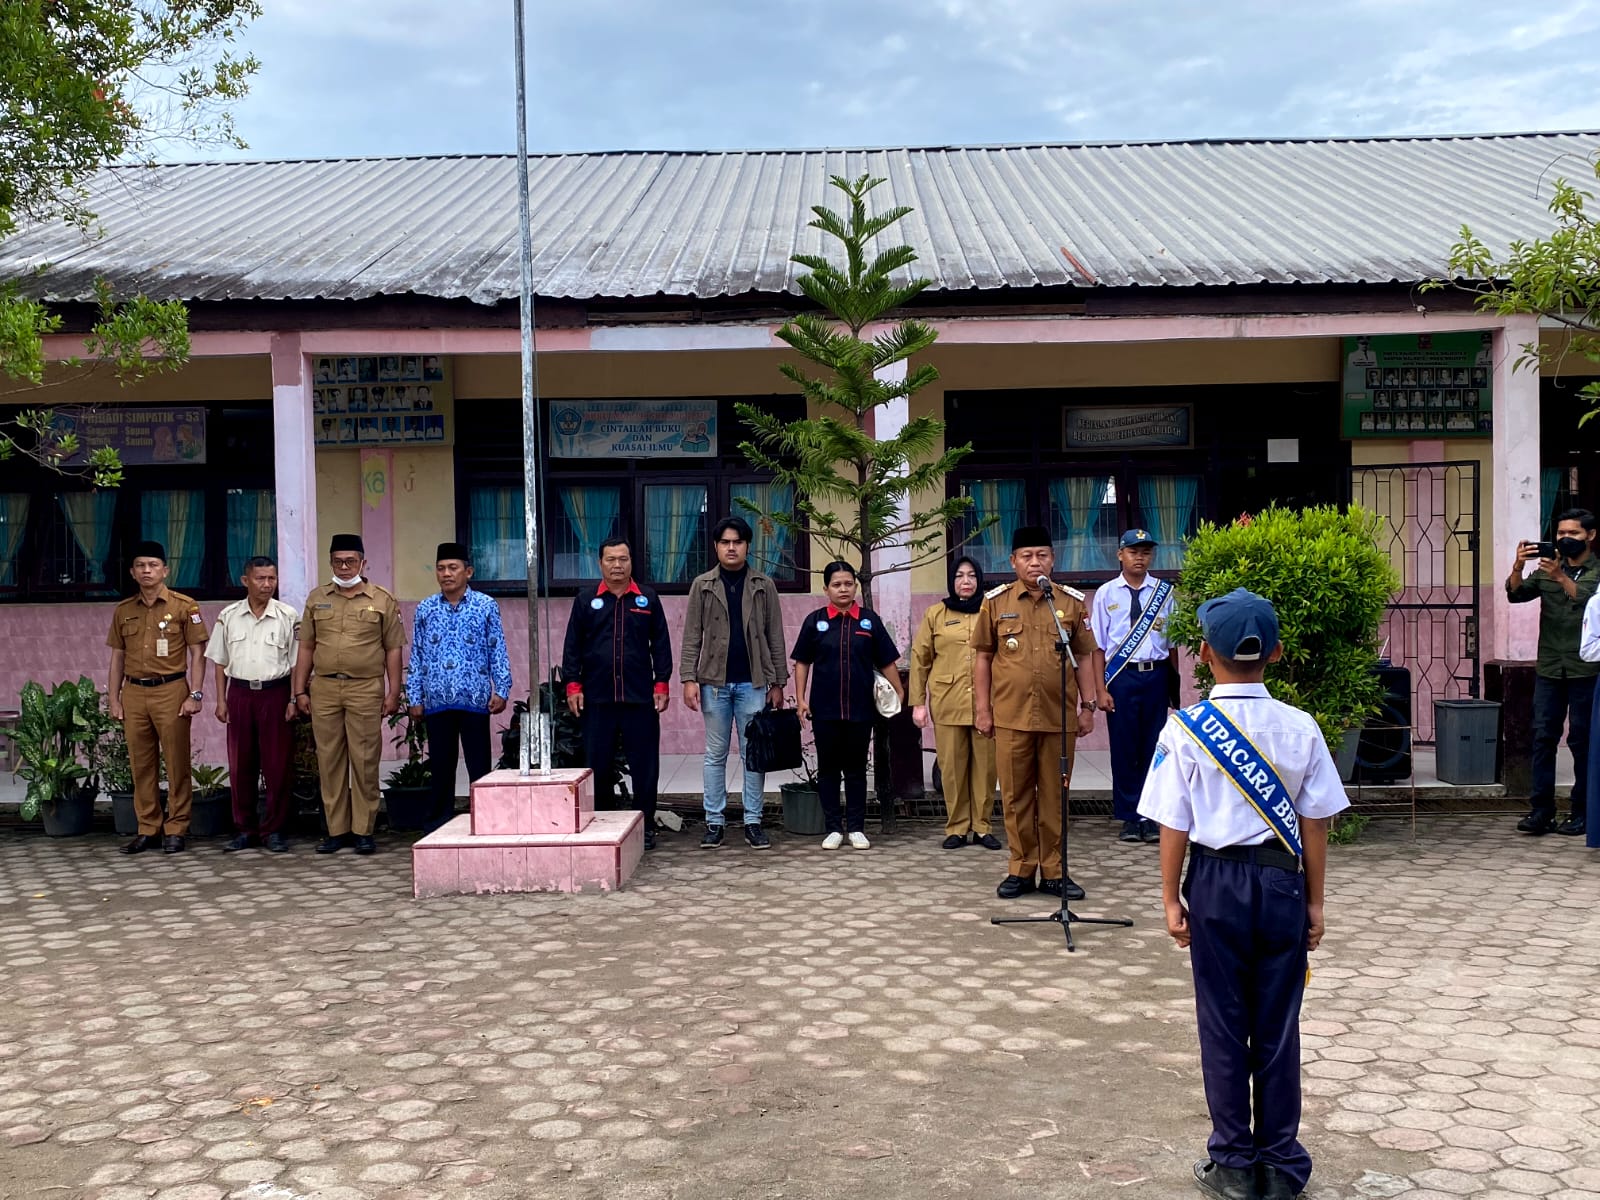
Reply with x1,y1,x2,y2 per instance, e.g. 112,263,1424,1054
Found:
791,561,904,848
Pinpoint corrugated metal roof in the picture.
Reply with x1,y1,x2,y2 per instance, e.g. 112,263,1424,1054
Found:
4,133,1598,305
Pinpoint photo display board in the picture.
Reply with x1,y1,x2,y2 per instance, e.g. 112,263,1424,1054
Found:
311,355,454,448
1342,333,1493,438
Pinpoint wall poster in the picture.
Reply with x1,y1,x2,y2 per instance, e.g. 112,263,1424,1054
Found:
549,399,718,458
312,355,454,448
1342,333,1494,437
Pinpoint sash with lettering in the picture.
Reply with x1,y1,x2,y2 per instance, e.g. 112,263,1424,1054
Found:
1102,578,1174,686
1172,699,1303,857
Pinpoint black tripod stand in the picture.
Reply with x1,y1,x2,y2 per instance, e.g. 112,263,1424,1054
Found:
992,589,1133,951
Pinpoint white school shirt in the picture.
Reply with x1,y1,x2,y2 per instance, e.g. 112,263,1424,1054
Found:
205,597,300,683
1089,574,1175,664
1137,682,1349,848
1581,592,1600,662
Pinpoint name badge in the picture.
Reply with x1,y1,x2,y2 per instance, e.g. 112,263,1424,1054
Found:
155,637,170,657
816,620,829,632
591,598,604,610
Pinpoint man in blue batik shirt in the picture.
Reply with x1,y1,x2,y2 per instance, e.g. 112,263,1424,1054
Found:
407,542,513,831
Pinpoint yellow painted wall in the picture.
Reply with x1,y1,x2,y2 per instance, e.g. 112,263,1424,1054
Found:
314,451,360,574
391,448,456,599
17,355,272,403
926,337,1343,389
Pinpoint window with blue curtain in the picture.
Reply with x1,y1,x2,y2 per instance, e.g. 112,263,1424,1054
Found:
56,492,117,588
1135,475,1201,571
960,479,1027,576
140,490,206,589
1541,468,1566,538
0,494,29,588
469,486,527,583
225,489,277,577
644,484,708,585
555,484,622,582
730,481,799,583
1046,475,1119,573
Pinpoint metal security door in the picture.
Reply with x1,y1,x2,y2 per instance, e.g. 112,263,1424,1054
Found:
1345,461,1480,744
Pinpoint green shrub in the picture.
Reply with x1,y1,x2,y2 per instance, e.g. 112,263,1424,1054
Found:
1165,505,1400,748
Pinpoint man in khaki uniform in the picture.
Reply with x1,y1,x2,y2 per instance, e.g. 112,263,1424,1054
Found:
974,526,1099,900
291,534,405,855
106,540,209,854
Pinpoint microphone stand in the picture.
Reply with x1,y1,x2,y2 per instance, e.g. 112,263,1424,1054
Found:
992,578,1133,951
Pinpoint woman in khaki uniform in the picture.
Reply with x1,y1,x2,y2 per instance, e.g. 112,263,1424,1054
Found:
910,557,1001,850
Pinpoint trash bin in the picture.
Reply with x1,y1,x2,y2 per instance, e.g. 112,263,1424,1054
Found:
1434,699,1501,785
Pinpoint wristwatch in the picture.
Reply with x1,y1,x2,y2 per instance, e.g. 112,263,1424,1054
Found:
189,690,204,702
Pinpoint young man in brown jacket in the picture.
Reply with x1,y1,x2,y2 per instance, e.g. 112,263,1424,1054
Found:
680,516,789,849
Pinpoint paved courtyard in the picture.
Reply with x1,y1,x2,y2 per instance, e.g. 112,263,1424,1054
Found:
1,815,1597,1200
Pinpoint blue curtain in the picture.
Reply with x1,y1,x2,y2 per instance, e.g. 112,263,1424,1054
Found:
1541,468,1563,537
1137,475,1201,572
558,485,621,581
141,490,206,589
226,489,277,578
59,492,116,585
1047,476,1112,572
0,494,28,587
646,485,705,584
964,479,1026,575
470,486,526,582
731,481,794,577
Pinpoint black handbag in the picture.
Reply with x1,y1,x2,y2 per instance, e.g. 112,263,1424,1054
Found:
744,705,803,773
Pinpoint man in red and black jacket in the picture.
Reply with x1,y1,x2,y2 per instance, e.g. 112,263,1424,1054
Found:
562,538,673,849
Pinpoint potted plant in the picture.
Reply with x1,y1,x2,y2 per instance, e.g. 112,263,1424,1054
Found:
780,738,824,837
99,723,139,836
14,676,106,836
189,764,232,837
382,704,432,831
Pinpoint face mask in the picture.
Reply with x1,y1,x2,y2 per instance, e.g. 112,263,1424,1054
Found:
332,572,362,588
1558,537,1587,560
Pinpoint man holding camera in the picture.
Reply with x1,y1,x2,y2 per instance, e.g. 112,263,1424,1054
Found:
1507,509,1600,836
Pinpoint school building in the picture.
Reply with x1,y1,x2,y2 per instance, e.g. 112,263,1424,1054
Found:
3,132,1599,759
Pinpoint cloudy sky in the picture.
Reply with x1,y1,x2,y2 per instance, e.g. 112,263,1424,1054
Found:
211,0,1600,160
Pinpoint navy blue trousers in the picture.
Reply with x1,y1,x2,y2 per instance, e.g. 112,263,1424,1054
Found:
1107,664,1169,821
584,702,660,824
1531,674,1593,822
1184,851,1312,1191
425,708,492,831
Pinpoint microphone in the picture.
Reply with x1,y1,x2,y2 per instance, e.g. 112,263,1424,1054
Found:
1036,575,1053,594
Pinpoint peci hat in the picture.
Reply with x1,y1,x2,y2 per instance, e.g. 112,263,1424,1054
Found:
329,533,364,555
1011,525,1052,552
1198,588,1281,662
1119,528,1158,548
131,540,167,563
435,541,470,564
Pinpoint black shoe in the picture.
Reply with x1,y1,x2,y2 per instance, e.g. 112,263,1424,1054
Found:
1139,818,1161,844
315,833,348,854
1040,876,1086,901
942,834,967,849
162,835,185,854
700,825,725,849
266,833,289,853
643,828,657,851
223,833,257,853
744,825,771,850
1119,819,1143,843
976,833,1003,850
1194,1159,1256,1200
1256,1164,1302,1200
1517,813,1555,835
996,874,1037,899
120,834,158,855
353,835,376,855
1556,815,1587,836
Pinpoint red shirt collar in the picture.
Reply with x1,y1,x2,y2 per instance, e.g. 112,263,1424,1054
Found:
596,579,643,597
826,603,861,620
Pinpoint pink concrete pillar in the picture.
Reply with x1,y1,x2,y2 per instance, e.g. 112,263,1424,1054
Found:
359,448,396,593
868,360,912,660
271,333,318,609
1493,316,1542,661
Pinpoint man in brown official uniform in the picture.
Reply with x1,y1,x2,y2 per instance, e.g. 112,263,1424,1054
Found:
973,525,1099,900
291,534,405,855
107,540,209,854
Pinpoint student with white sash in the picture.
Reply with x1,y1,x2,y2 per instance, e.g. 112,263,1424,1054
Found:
1090,528,1177,844
1137,589,1348,1200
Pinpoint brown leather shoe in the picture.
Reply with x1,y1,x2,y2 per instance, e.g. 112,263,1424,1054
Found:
120,834,158,855
162,835,185,853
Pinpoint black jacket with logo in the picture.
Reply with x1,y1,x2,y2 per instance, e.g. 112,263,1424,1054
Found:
561,581,673,705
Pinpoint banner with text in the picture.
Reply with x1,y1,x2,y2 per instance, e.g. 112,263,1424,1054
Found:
1342,333,1495,438
50,406,207,465
549,399,718,459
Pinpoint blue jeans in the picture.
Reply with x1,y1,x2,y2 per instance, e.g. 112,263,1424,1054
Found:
701,683,767,826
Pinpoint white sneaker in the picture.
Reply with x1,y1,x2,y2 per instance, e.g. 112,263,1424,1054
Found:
821,832,844,849
848,831,871,850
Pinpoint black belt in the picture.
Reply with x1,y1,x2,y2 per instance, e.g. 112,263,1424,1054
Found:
125,672,186,688
1194,842,1301,873
231,675,290,691
1130,660,1163,673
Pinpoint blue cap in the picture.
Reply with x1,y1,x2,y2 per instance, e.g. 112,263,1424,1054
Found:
1119,528,1158,548
1198,588,1280,661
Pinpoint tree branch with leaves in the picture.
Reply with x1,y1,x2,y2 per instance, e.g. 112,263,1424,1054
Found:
736,173,985,612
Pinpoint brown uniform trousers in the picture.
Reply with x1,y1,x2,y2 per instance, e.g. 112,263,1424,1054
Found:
973,579,1097,879
909,600,997,837
106,586,207,836
299,581,406,837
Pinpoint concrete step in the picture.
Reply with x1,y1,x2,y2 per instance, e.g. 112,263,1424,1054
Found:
411,810,643,898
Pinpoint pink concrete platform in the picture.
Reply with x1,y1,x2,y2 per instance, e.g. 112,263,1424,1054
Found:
470,767,595,835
